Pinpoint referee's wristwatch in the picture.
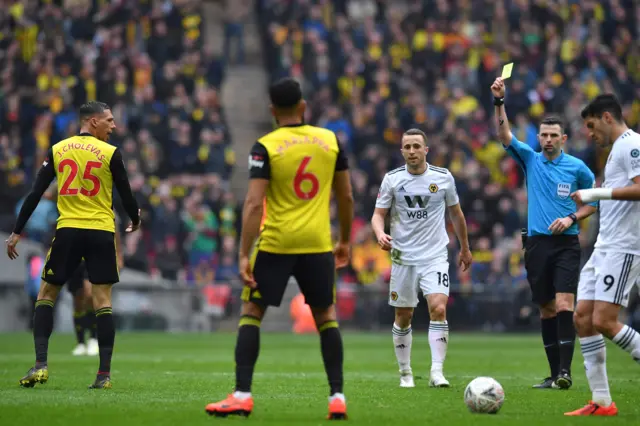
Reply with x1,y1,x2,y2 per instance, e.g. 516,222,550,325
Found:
568,213,577,224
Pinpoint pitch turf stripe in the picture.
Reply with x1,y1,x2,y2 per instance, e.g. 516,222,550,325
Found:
614,254,633,305
616,327,635,350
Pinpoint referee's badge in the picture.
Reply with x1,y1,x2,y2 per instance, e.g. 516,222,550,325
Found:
557,183,571,199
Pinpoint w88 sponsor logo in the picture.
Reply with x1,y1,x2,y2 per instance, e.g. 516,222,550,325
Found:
407,210,428,219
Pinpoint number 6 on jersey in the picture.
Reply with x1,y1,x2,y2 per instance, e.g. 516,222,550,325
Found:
293,156,319,200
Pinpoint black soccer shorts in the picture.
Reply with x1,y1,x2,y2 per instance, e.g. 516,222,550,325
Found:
242,251,336,308
524,235,581,305
42,228,119,286
66,261,88,295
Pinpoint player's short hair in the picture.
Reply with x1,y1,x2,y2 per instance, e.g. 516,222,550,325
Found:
269,77,302,110
402,128,428,146
539,115,565,133
79,101,110,122
580,94,623,122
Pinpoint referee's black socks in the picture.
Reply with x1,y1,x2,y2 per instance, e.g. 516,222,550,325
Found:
557,310,575,375
95,307,115,376
235,315,261,392
319,320,344,395
33,299,55,369
541,316,560,378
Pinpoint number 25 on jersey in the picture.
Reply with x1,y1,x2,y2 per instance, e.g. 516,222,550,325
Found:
59,159,103,197
293,156,319,200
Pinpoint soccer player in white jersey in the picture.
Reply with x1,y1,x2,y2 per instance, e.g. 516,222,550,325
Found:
565,94,640,416
371,128,472,388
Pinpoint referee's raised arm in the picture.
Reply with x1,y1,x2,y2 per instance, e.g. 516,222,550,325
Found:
491,77,514,147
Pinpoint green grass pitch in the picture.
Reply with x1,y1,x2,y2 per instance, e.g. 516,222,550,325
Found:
0,332,638,425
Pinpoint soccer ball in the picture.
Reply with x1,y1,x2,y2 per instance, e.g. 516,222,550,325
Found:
464,377,505,414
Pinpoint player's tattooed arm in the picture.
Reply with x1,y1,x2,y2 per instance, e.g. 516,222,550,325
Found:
490,77,514,147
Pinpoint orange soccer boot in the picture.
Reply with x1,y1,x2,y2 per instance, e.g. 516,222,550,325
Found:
205,394,254,417
564,401,618,416
327,396,347,420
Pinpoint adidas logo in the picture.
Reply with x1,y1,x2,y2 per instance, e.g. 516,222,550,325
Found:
395,344,407,349
436,337,447,343
398,186,406,193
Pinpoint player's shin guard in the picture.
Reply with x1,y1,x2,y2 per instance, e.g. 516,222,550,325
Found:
235,315,261,393
557,310,576,374
392,323,412,372
95,307,115,375
428,321,448,372
580,335,612,406
33,300,55,368
319,321,344,395
85,309,97,339
541,316,560,378
612,325,640,363
73,311,85,344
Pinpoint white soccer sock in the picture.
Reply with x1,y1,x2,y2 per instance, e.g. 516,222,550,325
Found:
329,393,346,402
428,320,449,372
580,335,612,407
233,391,251,400
612,325,640,363
392,323,412,373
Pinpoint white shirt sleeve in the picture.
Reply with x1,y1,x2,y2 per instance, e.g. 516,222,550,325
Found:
622,138,640,181
445,173,460,207
375,174,394,208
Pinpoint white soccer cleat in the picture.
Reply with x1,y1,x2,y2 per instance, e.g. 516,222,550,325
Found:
429,371,450,388
87,338,99,356
72,343,87,356
400,370,415,388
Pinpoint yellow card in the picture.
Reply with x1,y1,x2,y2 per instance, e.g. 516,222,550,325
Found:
501,62,514,79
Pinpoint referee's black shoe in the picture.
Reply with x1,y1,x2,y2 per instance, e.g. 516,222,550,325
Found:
554,370,572,389
532,377,555,389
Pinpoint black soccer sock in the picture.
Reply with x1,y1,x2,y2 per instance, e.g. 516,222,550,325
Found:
33,300,55,368
95,307,115,375
73,311,86,344
235,315,261,393
557,310,576,375
541,316,560,378
85,309,97,339
319,320,344,395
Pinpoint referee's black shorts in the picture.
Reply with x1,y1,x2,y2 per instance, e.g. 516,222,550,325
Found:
524,234,581,305
42,228,119,286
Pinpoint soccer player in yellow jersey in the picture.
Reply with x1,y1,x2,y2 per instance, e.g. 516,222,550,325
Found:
205,78,354,420
5,101,141,389
44,185,124,357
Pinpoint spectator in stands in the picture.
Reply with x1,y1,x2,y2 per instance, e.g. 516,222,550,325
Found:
257,0,639,296
0,0,240,287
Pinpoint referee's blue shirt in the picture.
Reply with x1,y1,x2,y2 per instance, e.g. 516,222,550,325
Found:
504,135,597,236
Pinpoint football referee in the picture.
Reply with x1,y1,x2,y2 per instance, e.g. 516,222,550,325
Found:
491,77,597,389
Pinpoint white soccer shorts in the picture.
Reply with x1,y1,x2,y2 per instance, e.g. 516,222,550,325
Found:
577,250,640,308
388,262,450,307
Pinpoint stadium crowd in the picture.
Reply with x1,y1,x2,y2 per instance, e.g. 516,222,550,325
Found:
256,0,640,306
0,0,239,287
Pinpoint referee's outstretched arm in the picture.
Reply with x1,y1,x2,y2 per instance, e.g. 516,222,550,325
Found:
491,77,514,147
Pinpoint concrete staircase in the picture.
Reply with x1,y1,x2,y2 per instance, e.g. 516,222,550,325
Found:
203,1,272,199
203,2,298,332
